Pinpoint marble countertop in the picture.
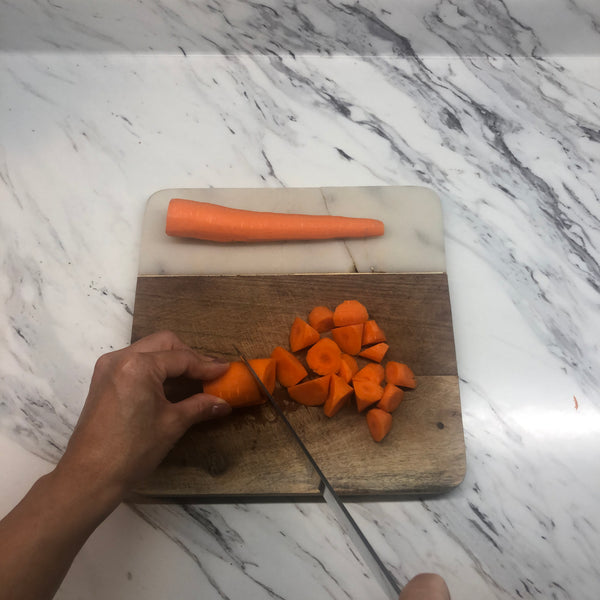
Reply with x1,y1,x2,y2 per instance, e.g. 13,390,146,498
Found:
1,2,600,599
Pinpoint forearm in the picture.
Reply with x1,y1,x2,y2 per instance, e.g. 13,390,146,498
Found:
0,464,122,600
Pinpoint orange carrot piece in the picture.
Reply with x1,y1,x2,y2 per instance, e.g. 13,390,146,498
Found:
354,363,385,385
308,305,334,333
287,375,331,406
331,323,364,355
271,346,308,387
336,358,353,383
366,408,392,442
361,320,387,345
203,358,275,407
340,353,359,377
323,374,354,417
306,338,342,375
377,383,404,413
333,300,369,327
166,199,384,242
353,378,384,412
385,361,417,389
289,317,320,352
358,342,389,363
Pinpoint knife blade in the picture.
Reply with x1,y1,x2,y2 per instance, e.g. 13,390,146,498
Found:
237,349,401,599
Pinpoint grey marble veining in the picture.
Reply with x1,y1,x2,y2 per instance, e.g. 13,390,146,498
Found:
1,50,600,599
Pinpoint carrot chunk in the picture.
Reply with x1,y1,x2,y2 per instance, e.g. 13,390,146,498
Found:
354,363,385,385
353,378,384,412
308,305,334,333
366,408,392,442
333,300,369,327
358,342,389,363
288,375,331,406
271,346,308,387
203,359,275,407
289,317,320,352
340,353,359,377
331,323,364,355
385,361,417,389
306,338,342,375
323,375,354,417
336,358,353,383
377,383,404,413
361,319,387,346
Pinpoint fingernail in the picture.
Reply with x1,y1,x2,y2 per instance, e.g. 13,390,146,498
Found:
206,355,230,364
212,401,232,417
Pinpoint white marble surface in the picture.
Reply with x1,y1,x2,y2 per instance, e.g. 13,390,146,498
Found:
1,48,600,600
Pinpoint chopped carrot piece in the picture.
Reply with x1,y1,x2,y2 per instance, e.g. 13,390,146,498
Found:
340,353,359,377
324,375,354,417
331,323,364,355
289,317,320,352
385,361,417,389
366,408,392,442
270,346,308,387
354,363,385,385
358,342,389,363
308,305,334,333
203,359,275,407
336,358,353,383
361,319,387,346
287,375,331,406
377,383,404,413
353,378,384,412
306,338,342,375
333,300,369,327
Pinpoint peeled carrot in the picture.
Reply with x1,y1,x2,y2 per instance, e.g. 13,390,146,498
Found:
340,353,359,377
358,342,389,363
361,320,387,346
331,323,364,355
289,317,320,352
385,361,417,389
288,375,331,406
333,300,369,327
308,305,334,333
366,408,392,442
354,363,385,385
203,358,275,407
306,338,342,375
353,379,384,412
165,199,385,242
324,375,354,417
271,346,308,387
336,358,353,383
377,383,404,413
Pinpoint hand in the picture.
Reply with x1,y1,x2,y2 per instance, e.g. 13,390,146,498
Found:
399,573,450,600
56,331,231,502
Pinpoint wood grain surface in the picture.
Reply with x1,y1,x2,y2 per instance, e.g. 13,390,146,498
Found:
129,273,465,501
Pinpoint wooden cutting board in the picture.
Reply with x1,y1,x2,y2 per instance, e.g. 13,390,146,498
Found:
129,187,465,501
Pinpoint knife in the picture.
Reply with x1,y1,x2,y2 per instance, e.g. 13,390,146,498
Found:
237,349,401,599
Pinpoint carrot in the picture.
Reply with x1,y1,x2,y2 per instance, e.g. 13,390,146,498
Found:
331,323,364,355
377,383,404,413
340,353,359,377
353,378,384,412
361,319,387,345
336,358,353,383
203,358,275,407
333,300,369,327
288,375,331,406
358,342,389,363
165,199,385,242
289,317,320,352
354,363,385,385
366,408,392,442
306,338,342,375
308,305,334,333
271,346,308,387
323,375,354,417
385,361,417,389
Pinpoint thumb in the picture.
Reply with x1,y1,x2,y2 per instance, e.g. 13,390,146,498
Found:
174,393,232,430
399,574,450,600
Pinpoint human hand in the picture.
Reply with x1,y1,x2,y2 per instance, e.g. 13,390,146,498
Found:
56,331,231,504
399,573,450,600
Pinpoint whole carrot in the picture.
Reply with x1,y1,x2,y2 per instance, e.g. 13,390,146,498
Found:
165,199,384,242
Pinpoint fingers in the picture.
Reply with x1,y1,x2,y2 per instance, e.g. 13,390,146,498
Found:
173,393,232,431
130,330,189,353
399,574,450,600
149,348,230,381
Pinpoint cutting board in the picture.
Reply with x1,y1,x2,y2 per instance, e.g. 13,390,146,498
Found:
129,187,465,502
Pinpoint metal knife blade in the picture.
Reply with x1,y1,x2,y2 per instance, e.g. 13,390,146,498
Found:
237,349,401,599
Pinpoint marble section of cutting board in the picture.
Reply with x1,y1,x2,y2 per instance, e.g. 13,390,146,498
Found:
138,186,446,276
